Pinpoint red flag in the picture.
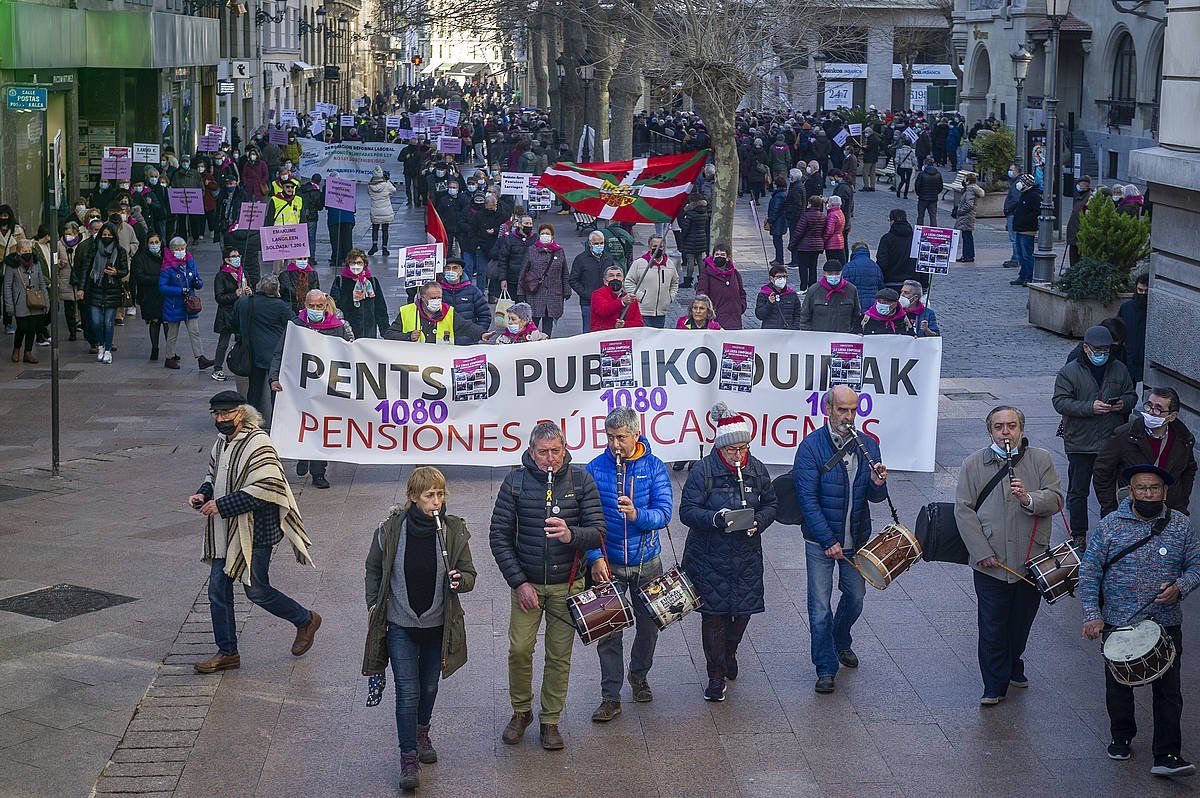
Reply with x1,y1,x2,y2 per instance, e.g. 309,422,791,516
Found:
426,202,449,247
538,150,710,223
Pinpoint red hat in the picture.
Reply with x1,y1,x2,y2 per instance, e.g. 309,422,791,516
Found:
711,403,752,449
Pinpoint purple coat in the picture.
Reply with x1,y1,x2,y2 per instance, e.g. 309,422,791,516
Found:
695,258,746,330
520,242,570,318
789,208,827,253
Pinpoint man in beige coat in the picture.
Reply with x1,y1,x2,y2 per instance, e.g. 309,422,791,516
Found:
955,406,1064,706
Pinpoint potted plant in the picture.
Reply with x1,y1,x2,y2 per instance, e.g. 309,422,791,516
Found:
1028,193,1150,337
965,128,1014,218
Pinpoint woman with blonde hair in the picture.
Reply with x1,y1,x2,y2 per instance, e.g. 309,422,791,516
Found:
363,466,477,792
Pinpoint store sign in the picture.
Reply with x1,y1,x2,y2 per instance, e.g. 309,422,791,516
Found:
892,63,956,80
230,60,252,79
821,63,867,80
217,80,235,95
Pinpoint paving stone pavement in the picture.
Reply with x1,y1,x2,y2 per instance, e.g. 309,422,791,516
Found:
0,176,1193,798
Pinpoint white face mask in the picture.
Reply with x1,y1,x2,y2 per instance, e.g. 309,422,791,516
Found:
772,277,787,289
349,263,364,275
427,298,443,312
173,249,187,260
539,232,552,244
898,296,913,309
1142,412,1168,430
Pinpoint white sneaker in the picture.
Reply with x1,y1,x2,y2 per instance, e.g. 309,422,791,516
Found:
126,307,136,317
211,369,227,382
101,350,112,364
96,346,105,362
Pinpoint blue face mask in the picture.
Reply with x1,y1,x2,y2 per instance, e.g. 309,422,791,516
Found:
148,244,162,255
306,309,325,324
591,243,605,255
990,442,1019,458
229,257,242,268
875,302,892,315
1088,351,1109,366
506,322,522,334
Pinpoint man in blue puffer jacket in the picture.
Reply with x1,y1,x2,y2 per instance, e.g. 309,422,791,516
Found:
793,384,890,695
585,406,674,723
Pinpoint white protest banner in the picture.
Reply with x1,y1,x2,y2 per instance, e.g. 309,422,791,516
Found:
500,172,530,199
910,225,960,275
133,143,160,163
398,243,445,288
271,328,942,470
847,123,863,137
833,128,849,148
299,139,404,182
444,108,461,127
281,108,298,126
385,115,402,129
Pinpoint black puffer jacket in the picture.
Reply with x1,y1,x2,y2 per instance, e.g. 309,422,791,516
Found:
71,234,129,309
876,220,918,287
489,450,606,588
489,230,535,290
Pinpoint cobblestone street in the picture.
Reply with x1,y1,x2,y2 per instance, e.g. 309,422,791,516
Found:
0,177,1191,798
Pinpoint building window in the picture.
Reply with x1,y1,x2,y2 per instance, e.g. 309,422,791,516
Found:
1108,33,1137,125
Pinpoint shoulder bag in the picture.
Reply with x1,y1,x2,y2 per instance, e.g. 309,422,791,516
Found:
225,296,254,377
916,450,1026,565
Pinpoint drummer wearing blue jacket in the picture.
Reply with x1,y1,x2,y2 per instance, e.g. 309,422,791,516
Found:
585,406,674,724
793,384,889,694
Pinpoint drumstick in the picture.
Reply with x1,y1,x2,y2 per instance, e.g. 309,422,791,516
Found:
1120,585,1174,627
993,560,1038,587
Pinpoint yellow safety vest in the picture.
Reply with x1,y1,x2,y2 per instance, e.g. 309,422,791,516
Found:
397,303,456,344
270,194,303,226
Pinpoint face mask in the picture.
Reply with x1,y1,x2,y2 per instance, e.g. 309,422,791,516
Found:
1135,293,1148,308
296,259,309,269
1007,170,1017,179
989,442,1019,458
76,205,87,215
181,162,191,170
448,188,458,196
99,182,110,190
173,250,186,260
713,256,728,268
1142,412,1168,430
876,302,892,315
608,279,623,292
443,271,460,283
306,308,326,323
279,174,291,183
506,322,522,334
1133,499,1164,519
436,169,447,177
539,233,552,244
215,419,238,436
100,237,115,246
197,166,206,173
772,277,787,289
898,296,913,309
149,177,159,185
427,298,443,312
229,257,242,268
349,263,365,275
591,243,605,255
248,155,257,162
1088,351,1109,366
148,244,161,255
825,274,842,286
284,162,293,170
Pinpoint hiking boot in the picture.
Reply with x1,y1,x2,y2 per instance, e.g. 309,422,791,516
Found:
629,675,653,702
815,675,835,694
416,725,437,763
501,710,533,744
591,699,621,722
539,723,564,750
164,355,181,369
194,652,240,673
398,751,420,790
703,677,727,702
1107,740,1132,760
197,355,215,370
291,610,321,655
22,351,38,364
1151,755,1195,777
837,649,859,669
10,348,19,363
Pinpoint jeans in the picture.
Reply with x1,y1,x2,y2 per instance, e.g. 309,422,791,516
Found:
917,199,938,227
1105,625,1183,756
597,559,663,700
1015,233,1035,282
973,570,1040,698
896,169,913,198
89,306,117,349
208,546,312,655
681,254,702,283
700,614,751,680
1007,217,1019,263
1066,452,1098,540
771,232,785,264
643,315,665,328
507,580,580,724
327,222,354,269
248,366,276,428
961,230,975,260
387,624,444,753
214,331,232,370
462,248,485,284
580,302,592,334
805,542,865,677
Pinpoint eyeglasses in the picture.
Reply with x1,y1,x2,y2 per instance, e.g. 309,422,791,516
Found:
1129,483,1166,495
1142,402,1174,417
723,444,750,454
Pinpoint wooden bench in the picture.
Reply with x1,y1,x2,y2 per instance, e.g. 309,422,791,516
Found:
875,162,896,186
573,211,598,235
942,170,978,201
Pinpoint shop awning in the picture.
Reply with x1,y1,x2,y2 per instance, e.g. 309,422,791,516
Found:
291,60,317,72
420,59,446,75
446,62,488,75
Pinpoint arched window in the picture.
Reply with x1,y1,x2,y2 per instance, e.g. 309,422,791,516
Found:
1111,33,1136,102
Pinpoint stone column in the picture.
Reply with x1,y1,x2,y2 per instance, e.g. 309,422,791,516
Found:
1129,0,1200,468
866,24,894,110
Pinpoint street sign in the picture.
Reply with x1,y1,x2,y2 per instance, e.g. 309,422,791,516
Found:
5,86,47,111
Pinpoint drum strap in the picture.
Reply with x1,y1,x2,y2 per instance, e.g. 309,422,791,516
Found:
1098,514,1171,611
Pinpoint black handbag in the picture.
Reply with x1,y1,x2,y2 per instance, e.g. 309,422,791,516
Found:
916,453,1022,565
225,297,254,377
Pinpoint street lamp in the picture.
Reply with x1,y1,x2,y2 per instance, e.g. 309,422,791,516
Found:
1033,0,1071,283
578,54,596,161
555,60,566,148
1010,46,1032,167
811,49,829,77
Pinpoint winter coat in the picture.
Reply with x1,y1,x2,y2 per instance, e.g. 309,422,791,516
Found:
766,187,788,230
676,315,720,330
367,177,396,224
171,167,202,191
72,237,129,310
589,285,644,330
488,450,606,588
362,505,477,678
792,426,888,552
212,268,243,334
842,248,884,312
876,220,918,286
754,283,802,329
2,255,47,318
894,145,917,172
465,205,504,255
299,180,325,223
861,308,914,336
584,438,673,567
799,279,859,333
1012,187,1041,234
520,243,570,318
158,253,203,323
624,254,679,317
241,159,271,201
1051,358,1138,454
696,258,747,330
330,274,390,339
832,180,854,219
769,145,792,178
679,450,778,616
913,165,943,202
954,184,984,232
823,208,846,252
789,208,827,253
232,294,292,370
437,277,490,329
569,249,612,305
489,230,534,290
278,266,320,315
1093,417,1196,517
1117,295,1147,383
783,182,805,226
269,315,353,382
677,200,710,255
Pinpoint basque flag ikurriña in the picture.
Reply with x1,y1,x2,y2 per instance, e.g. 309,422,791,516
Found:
539,149,711,223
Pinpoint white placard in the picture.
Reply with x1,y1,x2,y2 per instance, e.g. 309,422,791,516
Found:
133,142,160,163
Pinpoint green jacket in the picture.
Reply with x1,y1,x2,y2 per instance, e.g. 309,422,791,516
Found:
362,505,477,677
1051,358,1137,454
603,224,633,273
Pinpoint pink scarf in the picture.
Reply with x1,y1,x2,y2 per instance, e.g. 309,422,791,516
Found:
863,304,902,333
639,251,668,268
533,239,562,252
903,299,926,318
506,321,540,342
286,260,314,272
819,276,846,302
340,265,376,302
298,309,344,330
219,262,243,281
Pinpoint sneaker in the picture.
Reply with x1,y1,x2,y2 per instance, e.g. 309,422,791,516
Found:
101,351,112,364
814,675,835,694
3,324,12,335
37,338,50,347
979,695,1006,706
724,656,739,681
591,698,622,722
126,307,136,317
415,725,437,763
1002,260,1018,268
1107,740,1132,760
211,369,227,382
837,649,859,669
629,675,653,702
1009,675,1029,688
1151,755,1195,777
1009,279,1029,286
398,752,420,790
703,677,727,702
96,346,106,362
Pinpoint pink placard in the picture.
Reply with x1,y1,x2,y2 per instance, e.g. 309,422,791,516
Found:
324,176,357,212
260,224,311,261
167,188,205,215
267,128,288,146
101,157,132,181
196,134,222,152
236,201,267,230
437,136,462,154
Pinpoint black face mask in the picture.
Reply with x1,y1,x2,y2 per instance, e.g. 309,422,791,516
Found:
1133,499,1164,519
713,256,728,268
1135,293,1148,309
215,419,238,436
608,279,623,292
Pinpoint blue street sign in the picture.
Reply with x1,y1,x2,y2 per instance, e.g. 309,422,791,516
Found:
5,87,48,111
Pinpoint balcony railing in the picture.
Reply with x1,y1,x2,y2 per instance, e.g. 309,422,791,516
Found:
1097,99,1136,127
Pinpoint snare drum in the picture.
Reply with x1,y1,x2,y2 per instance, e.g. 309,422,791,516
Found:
1103,619,1177,687
568,582,634,646
855,523,923,590
1026,541,1081,604
639,567,701,630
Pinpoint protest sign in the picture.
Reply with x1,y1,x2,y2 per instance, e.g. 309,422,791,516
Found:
236,201,267,230
528,185,554,212
167,188,205,215
132,142,160,163
340,114,355,128
437,136,462,154
298,139,405,182
324,176,357,212
452,354,489,401
385,115,401,129
904,127,920,144
833,129,849,148
410,116,428,131
196,133,222,152
205,123,227,140
500,172,530,199
268,128,288,146
103,146,131,159
719,343,755,393
395,129,414,141
281,109,298,126
444,109,461,126
823,83,852,109
271,328,943,470
316,102,337,117
311,118,326,136
848,123,863,137
398,243,444,288
101,156,132,181
260,224,310,261
910,225,960,275
830,342,865,390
